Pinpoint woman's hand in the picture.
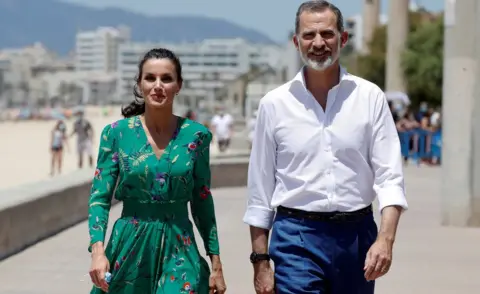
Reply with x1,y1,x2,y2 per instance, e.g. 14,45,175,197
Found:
209,255,226,294
89,253,110,292
209,267,227,294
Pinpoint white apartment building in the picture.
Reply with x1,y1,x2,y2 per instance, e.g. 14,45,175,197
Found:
116,38,283,103
0,43,62,107
75,26,131,73
345,14,389,52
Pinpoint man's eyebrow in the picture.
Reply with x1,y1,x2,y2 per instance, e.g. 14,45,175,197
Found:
300,28,335,35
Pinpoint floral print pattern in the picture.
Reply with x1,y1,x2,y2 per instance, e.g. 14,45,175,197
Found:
88,116,219,294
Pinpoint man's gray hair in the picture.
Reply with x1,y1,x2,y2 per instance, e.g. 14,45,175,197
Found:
295,0,345,34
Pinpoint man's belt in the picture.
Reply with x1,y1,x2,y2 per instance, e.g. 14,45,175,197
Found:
277,205,373,223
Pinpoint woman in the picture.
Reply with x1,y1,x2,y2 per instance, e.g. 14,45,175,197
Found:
88,48,227,294
50,120,68,176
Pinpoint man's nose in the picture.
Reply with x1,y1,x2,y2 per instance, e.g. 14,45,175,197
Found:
312,34,326,48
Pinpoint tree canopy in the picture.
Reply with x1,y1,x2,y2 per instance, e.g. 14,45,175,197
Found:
402,17,443,107
346,11,444,107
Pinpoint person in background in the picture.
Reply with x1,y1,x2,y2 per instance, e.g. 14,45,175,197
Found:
87,48,226,294
70,109,94,169
395,110,419,132
419,110,432,131
244,1,408,293
430,119,442,165
388,101,399,123
396,110,420,163
184,109,197,121
210,107,233,153
415,101,428,123
50,119,68,176
430,106,441,128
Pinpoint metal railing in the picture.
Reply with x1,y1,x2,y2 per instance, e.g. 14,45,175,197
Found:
398,129,442,164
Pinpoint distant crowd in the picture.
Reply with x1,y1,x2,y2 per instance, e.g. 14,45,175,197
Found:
389,101,442,165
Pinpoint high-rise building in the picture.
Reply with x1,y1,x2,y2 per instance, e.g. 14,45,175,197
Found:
75,26,130,73
0,43,61,107
116,38,283,102
345,14,388,53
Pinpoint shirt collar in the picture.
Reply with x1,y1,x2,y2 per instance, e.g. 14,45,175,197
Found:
292,65,349,91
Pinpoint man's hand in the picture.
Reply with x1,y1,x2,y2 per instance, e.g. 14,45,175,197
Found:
253,261,274,294
363,236,393,281
364,205,402,281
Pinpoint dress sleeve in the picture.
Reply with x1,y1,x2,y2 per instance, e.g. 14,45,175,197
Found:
190,131,220,255
88,123,119,252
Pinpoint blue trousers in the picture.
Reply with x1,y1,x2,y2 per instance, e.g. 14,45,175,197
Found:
269,211,378,294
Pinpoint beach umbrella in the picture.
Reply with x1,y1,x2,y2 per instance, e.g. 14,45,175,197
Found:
385,91,410,105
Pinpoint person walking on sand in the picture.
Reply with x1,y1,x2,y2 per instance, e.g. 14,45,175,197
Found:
50,119,68,176
71,109,94,169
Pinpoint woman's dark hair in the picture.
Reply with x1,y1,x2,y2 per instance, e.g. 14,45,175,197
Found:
121,48,183,118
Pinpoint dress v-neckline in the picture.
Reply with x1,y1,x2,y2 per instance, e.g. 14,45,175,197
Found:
137,115,182,161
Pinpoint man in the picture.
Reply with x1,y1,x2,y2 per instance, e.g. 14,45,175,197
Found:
243,1,408,293
71,109,94,169
210,107,233,152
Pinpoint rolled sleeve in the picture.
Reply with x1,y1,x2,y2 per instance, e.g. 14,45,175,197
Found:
243,99,277,230
370,91,408,213
243,206,275,230
376,185,408,212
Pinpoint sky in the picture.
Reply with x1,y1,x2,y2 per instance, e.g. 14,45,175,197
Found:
59,0,444,42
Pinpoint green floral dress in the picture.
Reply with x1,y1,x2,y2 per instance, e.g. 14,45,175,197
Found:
88,116,219,294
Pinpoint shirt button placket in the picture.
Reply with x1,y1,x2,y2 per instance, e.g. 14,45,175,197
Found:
324,130,336,210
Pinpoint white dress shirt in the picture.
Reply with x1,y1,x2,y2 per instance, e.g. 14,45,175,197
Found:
243,67,408,230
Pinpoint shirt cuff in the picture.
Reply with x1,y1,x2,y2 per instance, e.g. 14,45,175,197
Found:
377,186,408,213
243,206,275,230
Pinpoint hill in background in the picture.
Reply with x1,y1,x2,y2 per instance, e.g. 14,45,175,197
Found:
0,0,275,55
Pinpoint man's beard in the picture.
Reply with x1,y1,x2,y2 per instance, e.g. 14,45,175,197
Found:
299,42,341,71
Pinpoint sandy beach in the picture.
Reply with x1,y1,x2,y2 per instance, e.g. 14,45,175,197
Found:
0,107,227,191
0,110,121,191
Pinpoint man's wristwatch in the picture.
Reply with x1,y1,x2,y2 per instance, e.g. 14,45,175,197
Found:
250,252,270,264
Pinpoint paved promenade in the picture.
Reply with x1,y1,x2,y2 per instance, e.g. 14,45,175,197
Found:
0,166,479,293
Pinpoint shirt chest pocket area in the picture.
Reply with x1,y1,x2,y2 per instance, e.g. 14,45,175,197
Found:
274,120,323,157
327,113,369,153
